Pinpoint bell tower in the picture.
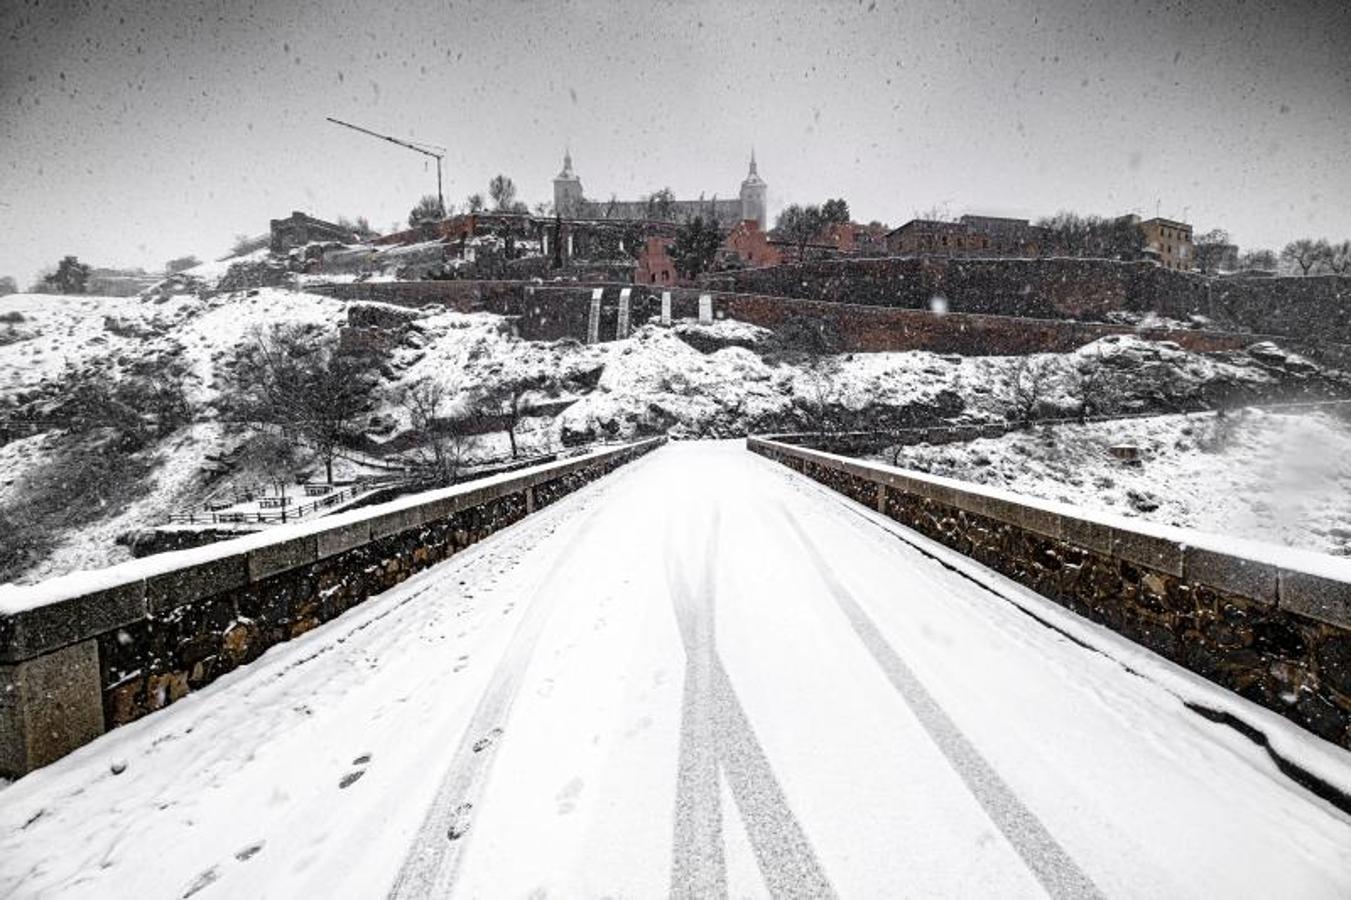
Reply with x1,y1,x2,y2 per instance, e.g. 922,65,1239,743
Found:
553,149,585,217
739,150,768,226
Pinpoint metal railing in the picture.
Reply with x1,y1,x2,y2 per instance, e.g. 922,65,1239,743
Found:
168,481,386,525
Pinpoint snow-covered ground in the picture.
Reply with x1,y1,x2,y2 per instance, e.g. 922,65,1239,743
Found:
0,288,341,401
0,288,1327,583
877,408,1351,556
2,442,1348,898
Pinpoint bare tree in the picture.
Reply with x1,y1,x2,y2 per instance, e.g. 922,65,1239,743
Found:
0,275,17,296
1036,212,1143,259
233,431,303,495
1005,357,1054,426
798,357,843,440
488,175,518,212
1238,248,1277,271
223,325,377,483
775,204,826,261
401,378,472,484
474,375,548,459
1281,238,1332,276
1192,228,1233,274
1326,240,1351,275
914,202,955,222
335,216,378,240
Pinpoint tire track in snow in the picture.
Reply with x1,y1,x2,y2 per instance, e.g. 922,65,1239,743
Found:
386,501,606,899
667,510,836,900
778,509,1103,900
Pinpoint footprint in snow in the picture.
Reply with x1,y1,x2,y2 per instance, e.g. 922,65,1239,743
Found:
181,867,219,898
472,728,503,753
339,752,373,788
447,802,474,840
234,841,265,862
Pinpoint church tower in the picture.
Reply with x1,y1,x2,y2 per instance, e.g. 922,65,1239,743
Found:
739,150,768,226
553,149,585,217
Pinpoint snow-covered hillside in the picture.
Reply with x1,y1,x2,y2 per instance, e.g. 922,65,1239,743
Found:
0,286,1340,584
876,408,1351,555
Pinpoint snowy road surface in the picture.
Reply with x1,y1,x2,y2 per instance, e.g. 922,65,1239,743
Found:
3,441,1350,898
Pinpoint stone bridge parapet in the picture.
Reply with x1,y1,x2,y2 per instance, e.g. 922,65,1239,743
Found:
748,436,1351,751
0,438,664,778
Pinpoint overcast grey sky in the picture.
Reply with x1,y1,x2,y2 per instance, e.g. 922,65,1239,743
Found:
2,0,1348,285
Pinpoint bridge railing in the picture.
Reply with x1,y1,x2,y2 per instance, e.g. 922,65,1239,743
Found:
0,436,665,778
748,435,1351,752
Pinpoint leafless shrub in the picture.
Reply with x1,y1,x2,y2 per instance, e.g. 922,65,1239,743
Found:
0,434,152,582
401,378,473,484
799,358,842,439
1198,409,1244,453
54,359,194,448
1068,350,1123,422
1004,357,1054,426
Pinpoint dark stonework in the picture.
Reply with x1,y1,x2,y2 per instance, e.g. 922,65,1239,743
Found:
708,257,1351,347
69,440,658,733
751,440,1351,750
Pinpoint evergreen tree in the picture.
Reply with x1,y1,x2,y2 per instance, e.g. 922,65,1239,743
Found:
821,198,850,224
669,216,723,279
43,256,91,294
408,194,446,227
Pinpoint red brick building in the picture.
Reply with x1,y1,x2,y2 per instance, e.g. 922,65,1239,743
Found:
635,237,678,285
721,220,784,269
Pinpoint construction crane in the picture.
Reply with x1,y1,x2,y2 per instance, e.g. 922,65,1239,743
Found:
326,116,446,215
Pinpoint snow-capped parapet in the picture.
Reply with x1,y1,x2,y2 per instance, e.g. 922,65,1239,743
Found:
0,437,663,777
750,436,1351,764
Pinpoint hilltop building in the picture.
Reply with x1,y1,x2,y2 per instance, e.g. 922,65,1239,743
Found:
885,215,1048,257
1135,217,1194,271
552,150,768,227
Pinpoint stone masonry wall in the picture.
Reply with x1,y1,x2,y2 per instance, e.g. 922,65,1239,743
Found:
307,279,1348,364
748,438,1351,751
0,439,663,777
709,258,1351,345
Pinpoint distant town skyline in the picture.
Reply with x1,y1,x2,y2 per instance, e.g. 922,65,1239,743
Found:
2,0,1349,286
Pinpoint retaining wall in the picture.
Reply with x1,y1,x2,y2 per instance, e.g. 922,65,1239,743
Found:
0,439,663,778
747,437,1351,750
706,257,1351,346
309,279,1325,359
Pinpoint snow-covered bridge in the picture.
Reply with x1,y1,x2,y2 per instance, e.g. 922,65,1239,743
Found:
2,441,1350,898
